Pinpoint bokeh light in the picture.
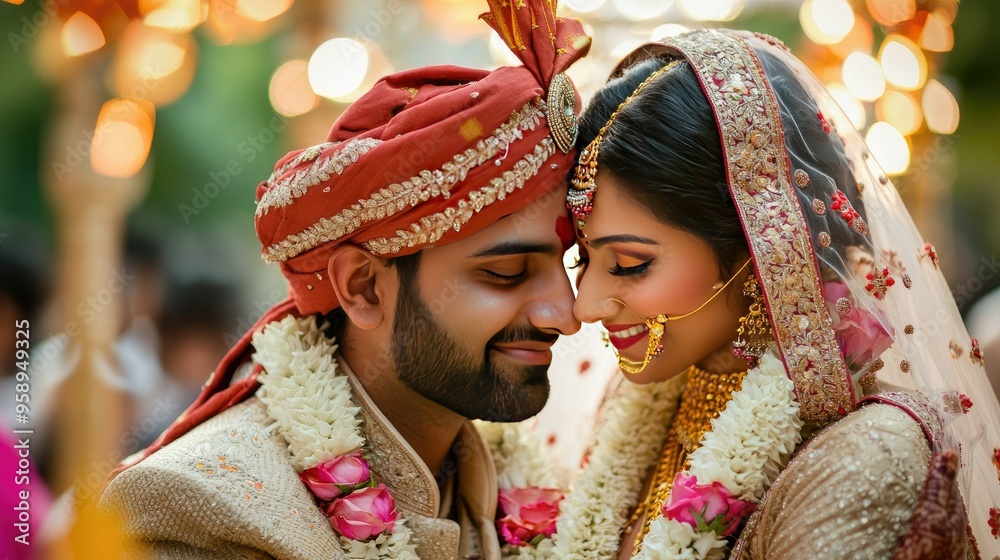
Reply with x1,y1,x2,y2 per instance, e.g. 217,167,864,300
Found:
879,35,927,90
800,0,854,45
613,0,672,21
829,16,873,59
90,99,155,179
678,0,744,22
489,30,522,67
826,82,867,129
236,0,294,23
61,11,106,57
922,79,960,134
865,121,911,175
876,90,923,136
920,11,955,52
110,22,198,106
651,23,689,41
842,52,885,101
269,60,317,117
308,38,369,100
140,0,208,33
564,0,608,13
866,0,915,27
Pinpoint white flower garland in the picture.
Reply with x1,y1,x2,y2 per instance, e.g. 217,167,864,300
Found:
555,351,803,560
478,421,560,559
254,315,418,560
253,314,557,560
552,372,688,559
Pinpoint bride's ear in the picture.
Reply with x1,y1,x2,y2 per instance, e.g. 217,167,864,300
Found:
327,246,390,330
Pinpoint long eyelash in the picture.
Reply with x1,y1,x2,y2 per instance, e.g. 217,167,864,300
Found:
483,270,527,284
610,261,651,277
569,257,589,270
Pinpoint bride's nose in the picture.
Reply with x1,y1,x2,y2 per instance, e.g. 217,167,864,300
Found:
573,268,625,324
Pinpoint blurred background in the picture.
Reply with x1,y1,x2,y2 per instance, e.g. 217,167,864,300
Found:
1,0,998,556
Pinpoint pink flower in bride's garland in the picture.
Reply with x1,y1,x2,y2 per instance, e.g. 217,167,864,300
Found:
496,487,563,547
327,484,400,541
300,451,371,500
662,473,754,537
823,281,894,368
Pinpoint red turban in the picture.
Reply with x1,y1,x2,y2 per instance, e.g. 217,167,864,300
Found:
108,0,590,481
257,0,591,315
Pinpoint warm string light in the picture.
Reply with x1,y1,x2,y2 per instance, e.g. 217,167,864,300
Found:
801,0,960,177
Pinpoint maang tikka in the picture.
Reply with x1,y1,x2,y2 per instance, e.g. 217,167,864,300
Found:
567,60,684,231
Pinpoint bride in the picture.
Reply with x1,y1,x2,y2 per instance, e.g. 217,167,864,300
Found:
556,29,1000,559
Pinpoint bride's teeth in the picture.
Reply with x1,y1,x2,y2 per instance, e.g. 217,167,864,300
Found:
609,324,649,339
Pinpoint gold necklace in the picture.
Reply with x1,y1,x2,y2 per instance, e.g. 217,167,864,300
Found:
624,365,749,556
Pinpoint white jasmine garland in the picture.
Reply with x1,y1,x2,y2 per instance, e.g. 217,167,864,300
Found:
253,315,417,560
557,351,802,560
479,421,560,559
552,373,688,559
253,315,556,560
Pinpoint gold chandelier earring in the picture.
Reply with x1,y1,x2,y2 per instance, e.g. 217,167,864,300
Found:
731,274,772,369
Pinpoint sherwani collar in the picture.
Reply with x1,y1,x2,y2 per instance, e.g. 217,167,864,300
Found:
337,356,501,559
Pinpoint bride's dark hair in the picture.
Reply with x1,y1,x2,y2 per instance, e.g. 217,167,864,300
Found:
576,56,747,277
577,51,867,279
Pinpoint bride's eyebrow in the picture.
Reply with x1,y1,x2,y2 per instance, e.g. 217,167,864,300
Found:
586,234,658,249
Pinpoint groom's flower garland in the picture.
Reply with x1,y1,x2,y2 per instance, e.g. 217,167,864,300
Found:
254,315,417,559
478,421,564,559
253,315,558,559
553,351,803,560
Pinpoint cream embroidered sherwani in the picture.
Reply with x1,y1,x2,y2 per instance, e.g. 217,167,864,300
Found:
100,357,502,560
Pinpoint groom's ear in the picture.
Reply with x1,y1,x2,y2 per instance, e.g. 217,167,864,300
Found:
328,245,390,330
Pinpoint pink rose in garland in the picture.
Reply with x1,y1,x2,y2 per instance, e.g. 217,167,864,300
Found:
834,306,893,367
300,451,372,500
327,484,400,541
662,473,754,537
823,281,894,367
497,487,563,547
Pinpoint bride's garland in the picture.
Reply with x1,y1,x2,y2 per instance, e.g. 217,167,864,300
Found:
553,351,803,560
252,315,559,559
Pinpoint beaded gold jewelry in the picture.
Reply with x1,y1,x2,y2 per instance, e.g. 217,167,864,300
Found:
623,365,749,555
732,274,772,369
567,60,684,230
609,259,752,375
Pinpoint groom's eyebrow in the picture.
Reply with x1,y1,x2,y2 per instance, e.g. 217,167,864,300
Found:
587,234,658,249
470,241,559,258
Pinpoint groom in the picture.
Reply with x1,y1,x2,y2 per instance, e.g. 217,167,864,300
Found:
100,2,589,559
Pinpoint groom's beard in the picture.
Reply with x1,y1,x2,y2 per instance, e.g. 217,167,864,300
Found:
390,286,555,422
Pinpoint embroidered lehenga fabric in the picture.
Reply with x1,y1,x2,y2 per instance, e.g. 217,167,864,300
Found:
558,29,1000,559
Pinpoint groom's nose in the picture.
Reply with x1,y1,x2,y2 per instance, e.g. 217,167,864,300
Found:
526,262,580,336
